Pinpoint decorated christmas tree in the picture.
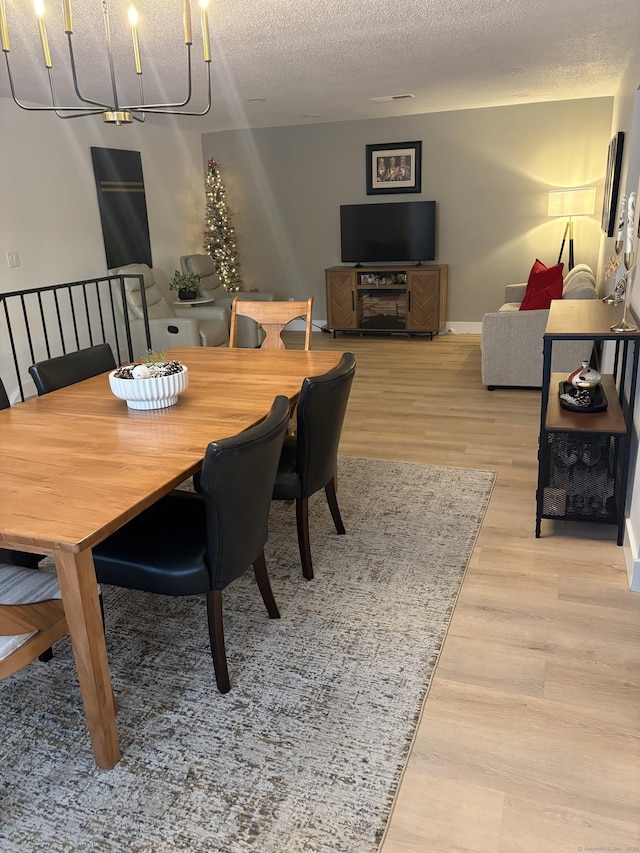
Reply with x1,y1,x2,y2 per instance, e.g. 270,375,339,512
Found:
202,159,242,292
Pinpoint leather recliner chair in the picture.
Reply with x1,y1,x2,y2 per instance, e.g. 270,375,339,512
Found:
179,254,274,348
112,263,230,358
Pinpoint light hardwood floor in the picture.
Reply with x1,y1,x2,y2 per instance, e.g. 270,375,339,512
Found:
294,330,640,853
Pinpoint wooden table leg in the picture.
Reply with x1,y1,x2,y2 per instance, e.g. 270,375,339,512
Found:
54,548,121,769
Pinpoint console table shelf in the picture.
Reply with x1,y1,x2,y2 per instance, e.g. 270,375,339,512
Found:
325,264,447,338
536,300,640,544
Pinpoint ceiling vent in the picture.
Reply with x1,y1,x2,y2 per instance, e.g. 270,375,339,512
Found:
369,94,415,102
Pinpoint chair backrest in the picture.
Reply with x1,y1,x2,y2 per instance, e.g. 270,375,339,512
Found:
0,378,9,410
199,395,290,588
29,344,116,396
0,377,43,568
229,297,313,350
113,263,176,320
180,254,225,297
295,352,356,497
0,564,66,680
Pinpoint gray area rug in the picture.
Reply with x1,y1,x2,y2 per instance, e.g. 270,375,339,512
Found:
0,457,495,853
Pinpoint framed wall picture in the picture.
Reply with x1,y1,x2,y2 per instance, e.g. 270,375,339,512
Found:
366,141,422,195
601,131,624,237
91,147,152,268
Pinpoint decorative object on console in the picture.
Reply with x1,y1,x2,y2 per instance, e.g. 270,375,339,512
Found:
518,259,564,311
559,361,606,413
365,141,422,195
567,360,601,388
601,252,624,304
611,191,637,333
558,383,608,413
109,360,188,410
547,187,596,271
601,132,625,237
616,195,627,251
169,270,201,301
203,159,242,292
0,0,212,124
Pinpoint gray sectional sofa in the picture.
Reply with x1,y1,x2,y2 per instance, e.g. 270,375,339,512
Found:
481,264,598,389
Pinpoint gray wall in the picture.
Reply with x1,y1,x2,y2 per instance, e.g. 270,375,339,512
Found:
202,98,613,324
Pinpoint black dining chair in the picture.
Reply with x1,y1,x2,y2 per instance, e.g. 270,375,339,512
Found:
29,343,116,395
272,352,356,580
0,377,9,410
92,395,290,694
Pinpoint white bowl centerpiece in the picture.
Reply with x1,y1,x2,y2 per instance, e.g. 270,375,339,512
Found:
109,358,188,410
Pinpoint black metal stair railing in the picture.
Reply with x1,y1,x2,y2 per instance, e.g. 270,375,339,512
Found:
0,274,151,402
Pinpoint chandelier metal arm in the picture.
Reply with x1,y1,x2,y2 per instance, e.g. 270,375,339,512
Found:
67,34,111,109
101,0,120,110
126,53,212,116
1,0,213,125
126,47,194,111
132,70,212,117
3,52,105,116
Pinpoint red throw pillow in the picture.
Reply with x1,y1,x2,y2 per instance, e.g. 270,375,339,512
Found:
519,260,564,311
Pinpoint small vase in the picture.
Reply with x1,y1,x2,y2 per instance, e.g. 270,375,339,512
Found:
567,361,601,388
178,288,198,301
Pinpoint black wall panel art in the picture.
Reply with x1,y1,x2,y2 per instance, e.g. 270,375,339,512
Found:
91,147,152,269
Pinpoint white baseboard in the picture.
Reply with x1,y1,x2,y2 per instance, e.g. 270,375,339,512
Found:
624,518,640,591
444,322,483,334
288,320,483,334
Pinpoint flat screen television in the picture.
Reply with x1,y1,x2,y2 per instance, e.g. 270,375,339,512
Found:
340,201,436,264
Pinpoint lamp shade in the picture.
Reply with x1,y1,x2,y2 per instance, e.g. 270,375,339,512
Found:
548,187,596,217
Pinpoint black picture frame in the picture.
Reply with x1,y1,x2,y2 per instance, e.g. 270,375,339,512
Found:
366,141,422,195
601,131,624,237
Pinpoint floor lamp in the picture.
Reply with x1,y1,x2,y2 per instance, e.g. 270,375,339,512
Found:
548,188,596,271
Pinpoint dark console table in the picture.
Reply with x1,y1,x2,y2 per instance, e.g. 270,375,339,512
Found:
536,300,640,545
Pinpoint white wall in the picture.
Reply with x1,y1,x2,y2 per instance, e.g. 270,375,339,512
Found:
200,98,614,324
0,103,205,293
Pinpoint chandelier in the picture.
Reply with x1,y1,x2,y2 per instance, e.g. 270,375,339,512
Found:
0,0,212,124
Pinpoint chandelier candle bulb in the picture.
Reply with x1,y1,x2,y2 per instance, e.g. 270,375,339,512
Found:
1,0,10,52
62,0,72,33
33,0,52,68
183,0,192,44
128,6,141,74
200,0,210,62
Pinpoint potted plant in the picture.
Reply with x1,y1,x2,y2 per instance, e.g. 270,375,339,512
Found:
169,270,201,301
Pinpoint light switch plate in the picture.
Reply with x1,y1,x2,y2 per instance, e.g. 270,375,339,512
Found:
6,251,21,268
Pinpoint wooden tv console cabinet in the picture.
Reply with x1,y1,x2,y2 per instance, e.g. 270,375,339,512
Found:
325,264,447,338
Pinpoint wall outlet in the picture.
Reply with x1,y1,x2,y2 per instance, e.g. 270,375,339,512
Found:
6,251,21,268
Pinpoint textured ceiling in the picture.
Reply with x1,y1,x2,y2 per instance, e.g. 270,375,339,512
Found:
0,0,637,132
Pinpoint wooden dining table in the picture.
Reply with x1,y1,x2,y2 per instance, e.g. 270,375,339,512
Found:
0,345,343,768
